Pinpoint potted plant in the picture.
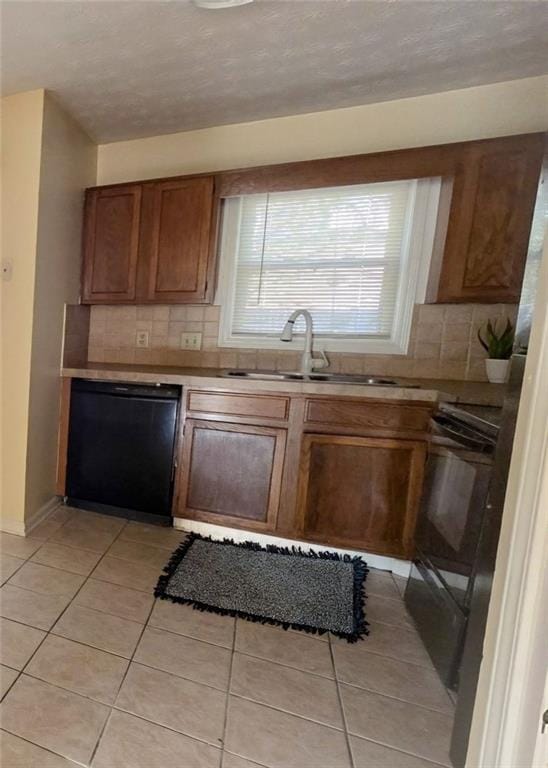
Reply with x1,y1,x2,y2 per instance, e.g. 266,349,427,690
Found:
478,318,515,383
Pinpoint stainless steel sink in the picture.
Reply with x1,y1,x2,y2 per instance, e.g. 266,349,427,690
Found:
219,370,417,387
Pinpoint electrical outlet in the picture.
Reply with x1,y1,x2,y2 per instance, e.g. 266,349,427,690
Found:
136,330,149,348
180,332,202,351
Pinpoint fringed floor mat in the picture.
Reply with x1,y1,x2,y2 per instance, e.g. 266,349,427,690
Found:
155,533,368,642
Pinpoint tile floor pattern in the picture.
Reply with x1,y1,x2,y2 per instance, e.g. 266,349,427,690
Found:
0,507,455,767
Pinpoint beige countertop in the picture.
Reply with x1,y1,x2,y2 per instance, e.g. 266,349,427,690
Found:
61,363,506,406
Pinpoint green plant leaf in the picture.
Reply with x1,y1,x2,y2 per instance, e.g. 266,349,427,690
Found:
479,317,515,360
477,327,489,352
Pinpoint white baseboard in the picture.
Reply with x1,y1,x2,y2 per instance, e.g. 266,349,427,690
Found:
0,496,62,537
173,518,412,578
0,517,27,536
25,496,62,535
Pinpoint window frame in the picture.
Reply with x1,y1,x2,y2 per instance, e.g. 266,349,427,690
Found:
216,177,441,355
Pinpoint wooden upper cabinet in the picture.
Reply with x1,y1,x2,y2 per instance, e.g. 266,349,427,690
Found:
81,185,142,303
81,133,544,306
146,177,216,303
81,176,216,304
436,134,544,303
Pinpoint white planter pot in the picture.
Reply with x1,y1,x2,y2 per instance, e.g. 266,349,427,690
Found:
485,358,510,384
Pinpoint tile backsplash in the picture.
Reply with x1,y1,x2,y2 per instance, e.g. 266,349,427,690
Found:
87,303,518,382
63,304,90,367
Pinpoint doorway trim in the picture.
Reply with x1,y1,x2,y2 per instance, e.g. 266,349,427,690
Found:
466,238,548,766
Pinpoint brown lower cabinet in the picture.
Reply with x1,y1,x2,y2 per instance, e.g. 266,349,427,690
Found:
177,419,287,532
296,434,426,558
56,381,431,559
173,391,431,559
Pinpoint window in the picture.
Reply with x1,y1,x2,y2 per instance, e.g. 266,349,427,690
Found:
217,178,440,354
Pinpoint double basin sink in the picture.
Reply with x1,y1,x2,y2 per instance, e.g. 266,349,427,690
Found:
219,370,416,387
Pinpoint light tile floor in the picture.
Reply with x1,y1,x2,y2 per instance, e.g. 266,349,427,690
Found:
0,507,455,767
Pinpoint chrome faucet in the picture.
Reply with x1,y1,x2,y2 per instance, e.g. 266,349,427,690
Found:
280,309,329,375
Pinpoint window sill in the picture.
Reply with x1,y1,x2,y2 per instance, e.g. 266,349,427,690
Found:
217,334,410,355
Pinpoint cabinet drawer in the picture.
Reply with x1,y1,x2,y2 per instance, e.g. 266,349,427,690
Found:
187,391,290,421
304,398,431,433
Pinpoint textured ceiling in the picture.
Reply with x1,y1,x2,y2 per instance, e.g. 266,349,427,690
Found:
1,0,547,143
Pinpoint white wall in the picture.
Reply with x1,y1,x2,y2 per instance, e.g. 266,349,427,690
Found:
97,75,548,185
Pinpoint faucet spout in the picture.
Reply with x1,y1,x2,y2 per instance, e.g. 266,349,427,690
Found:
280,309,328,375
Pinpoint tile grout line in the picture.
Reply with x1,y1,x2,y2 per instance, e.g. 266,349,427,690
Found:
0,521,66,700
328,634,356,768
0,554,32,585
5,567,443,713
10,515,131,675
2,510,132,765
349,734,448,768
87,708,115,767
5,673,113,710
93,707,224,758
0,671,19,702
227,691,345,733
3,511,451,766
89,573,224,764
232,644,335,679
0,529,47,700
21,557,102,578
26,631,137,666
222,751,269,768
219,617,237,765
0,729,85,767
352,730,453,768
333,636,435,670
81,525,195,763
334,643,435,670
112,700,225,750
6,669,227,756
85,522,163,767
338,678,455,717
1,580,85,602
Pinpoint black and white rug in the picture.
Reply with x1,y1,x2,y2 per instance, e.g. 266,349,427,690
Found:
154,533,368,642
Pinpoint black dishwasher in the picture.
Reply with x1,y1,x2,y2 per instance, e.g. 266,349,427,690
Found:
66,379,180,522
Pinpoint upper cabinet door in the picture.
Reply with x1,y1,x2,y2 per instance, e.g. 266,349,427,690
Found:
437,134,544,303
146,177,216,303
81,185,142,303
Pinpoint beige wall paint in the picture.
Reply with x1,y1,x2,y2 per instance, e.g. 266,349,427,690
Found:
97,75,548,185
1,90,45,529
0,91,96,532
24,94,96,524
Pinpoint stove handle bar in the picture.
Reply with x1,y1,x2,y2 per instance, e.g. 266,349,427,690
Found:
431,415,495,451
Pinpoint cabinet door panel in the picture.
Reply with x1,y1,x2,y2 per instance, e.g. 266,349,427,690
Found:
178,420,286,532
82,185,142,303
298,434,425,558
147,177,215,303
437,134,544,303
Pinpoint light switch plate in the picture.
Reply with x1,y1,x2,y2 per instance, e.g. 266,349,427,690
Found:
136,330,149,348
181,332,202,351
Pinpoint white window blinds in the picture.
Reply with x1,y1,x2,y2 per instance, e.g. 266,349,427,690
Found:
218,178,440,353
